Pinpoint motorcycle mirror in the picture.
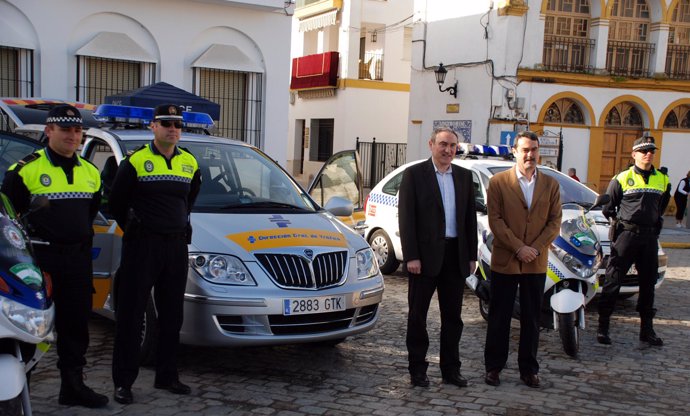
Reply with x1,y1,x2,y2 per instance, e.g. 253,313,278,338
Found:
589,194,611,212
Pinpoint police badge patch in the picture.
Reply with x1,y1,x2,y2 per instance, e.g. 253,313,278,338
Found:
628,178,635,186
4,224,26,250
40,174,51,186
145,160,154,172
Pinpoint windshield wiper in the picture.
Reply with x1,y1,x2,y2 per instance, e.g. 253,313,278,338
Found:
562,201,593,208
220,201,306,210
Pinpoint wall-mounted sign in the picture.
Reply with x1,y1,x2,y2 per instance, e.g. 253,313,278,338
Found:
433,120,471,143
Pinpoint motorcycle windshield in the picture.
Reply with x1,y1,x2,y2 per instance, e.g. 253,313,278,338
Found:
560,203,599,257
0,195,45,296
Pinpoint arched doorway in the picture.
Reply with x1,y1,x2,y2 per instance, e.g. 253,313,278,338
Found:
600,102,644,191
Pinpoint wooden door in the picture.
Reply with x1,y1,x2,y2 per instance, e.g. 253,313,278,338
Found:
600,130,639,191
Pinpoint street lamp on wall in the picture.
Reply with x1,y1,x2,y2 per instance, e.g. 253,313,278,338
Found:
434,63,457,99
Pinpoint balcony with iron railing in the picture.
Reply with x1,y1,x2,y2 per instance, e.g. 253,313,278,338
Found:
542,36,595,74
606,40,655,77
665,44,690,80
359,52,383,80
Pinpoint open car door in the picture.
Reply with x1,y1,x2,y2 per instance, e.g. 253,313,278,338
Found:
308,150,367,235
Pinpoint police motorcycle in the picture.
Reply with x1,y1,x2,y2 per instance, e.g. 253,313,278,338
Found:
0,195,54,416
467,194,609,357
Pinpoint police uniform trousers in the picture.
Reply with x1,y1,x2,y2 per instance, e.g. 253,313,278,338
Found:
112,231,188,388
598,229,658,320
34,244,93,371
484,271,545,377
406,238,464,377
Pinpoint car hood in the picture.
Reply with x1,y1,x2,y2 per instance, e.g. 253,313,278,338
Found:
189,212,367,259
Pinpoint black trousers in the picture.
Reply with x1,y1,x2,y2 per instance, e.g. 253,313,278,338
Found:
34,245,93,371
484,271,545,377
598,230,658,320
112,232,188,389
406,239,464,376
674,192,688,222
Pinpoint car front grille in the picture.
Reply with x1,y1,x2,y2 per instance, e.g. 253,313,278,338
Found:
215,305,379,335
255,251,347,289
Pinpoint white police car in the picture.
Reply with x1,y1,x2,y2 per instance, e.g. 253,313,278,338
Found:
364,143,666,297
0,100,383,362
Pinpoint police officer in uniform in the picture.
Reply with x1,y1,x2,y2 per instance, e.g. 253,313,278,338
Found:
110,104,201,404
597,136,671,346
1,105,108,408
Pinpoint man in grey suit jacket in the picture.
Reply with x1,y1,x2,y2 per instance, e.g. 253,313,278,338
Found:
398,127,478,388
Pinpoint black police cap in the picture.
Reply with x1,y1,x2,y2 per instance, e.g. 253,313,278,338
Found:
153,104,183,121
46,104,83,127
632,136,656,152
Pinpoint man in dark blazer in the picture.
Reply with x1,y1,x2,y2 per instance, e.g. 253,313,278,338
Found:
398,127,478,388
483,131,561,389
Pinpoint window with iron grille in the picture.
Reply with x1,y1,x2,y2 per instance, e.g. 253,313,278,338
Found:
542,0,593,73
194,68,263,148
606,0,653,77
76,56,155,104
0,45,33,97
667,0,690,79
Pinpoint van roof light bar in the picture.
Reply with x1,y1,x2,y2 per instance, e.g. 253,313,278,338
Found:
93,104,214,128
456,143,514,159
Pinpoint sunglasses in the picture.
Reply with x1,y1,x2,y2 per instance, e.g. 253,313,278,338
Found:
637,148,655,154
159,120,183,129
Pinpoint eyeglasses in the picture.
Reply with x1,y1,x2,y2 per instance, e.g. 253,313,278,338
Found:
159,120,183,129
637,148,655,154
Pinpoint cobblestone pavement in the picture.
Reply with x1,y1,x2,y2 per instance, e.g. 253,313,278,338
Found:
26,246,690,416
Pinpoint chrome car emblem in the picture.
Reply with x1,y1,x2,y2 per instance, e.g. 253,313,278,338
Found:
304,249,314,260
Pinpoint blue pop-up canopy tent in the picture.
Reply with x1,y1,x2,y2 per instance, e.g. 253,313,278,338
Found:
104,82,220,120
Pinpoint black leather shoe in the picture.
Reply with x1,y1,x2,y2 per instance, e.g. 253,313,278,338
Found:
520,373,541,388
410,373,429,387
597,332,612,345
640,332,664,346
113,387,133,404
441,371,468,388
484,370,500,387
154,380,191,395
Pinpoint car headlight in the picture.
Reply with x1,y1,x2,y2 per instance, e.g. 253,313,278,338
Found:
0,297,54,339
355,248,379,279
189,254,256,285
550,244,600,279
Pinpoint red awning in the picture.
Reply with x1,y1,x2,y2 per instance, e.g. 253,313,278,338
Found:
290,51,339,90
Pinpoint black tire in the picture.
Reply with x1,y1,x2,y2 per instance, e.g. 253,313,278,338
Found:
368,229,400,275
479,297,490,322
0,395,23,416
558,312,579,358
140,296,158,366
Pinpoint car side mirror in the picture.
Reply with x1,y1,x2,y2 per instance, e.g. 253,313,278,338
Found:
324,196,354,217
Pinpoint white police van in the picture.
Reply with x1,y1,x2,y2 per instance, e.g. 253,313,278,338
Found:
0,99,384,363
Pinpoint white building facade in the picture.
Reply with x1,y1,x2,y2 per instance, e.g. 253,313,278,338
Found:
0,0,292,163
287,0,413,184
409,0,690,203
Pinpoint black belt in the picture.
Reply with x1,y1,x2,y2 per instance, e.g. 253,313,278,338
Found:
619,221,657,235
445,237,458,242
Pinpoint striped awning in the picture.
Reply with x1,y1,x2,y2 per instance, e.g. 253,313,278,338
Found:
299,9,337,32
